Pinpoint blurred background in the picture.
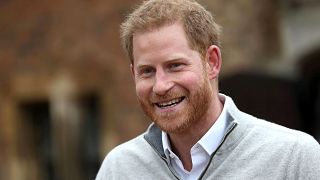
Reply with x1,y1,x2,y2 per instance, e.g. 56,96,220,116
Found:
0,0,319,179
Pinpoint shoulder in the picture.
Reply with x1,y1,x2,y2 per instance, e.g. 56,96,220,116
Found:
223,98,319,153
225,97,319,149
96,134,146,179
225,97,310,144
237,115,320,173
230,105,319,150
242,116,320,158
96,133,162,179
252,118,316,143
101,134,150,166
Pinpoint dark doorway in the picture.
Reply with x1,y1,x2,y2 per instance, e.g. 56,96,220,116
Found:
18,100,54,180
298,47,320,141
220,71,302,130
78,94,101,180
17,93,101,180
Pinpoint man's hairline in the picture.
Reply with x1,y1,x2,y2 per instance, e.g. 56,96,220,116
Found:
129,20,205,66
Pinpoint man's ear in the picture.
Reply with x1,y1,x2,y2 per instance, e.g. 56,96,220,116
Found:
130,64,136,83
205,45,222,80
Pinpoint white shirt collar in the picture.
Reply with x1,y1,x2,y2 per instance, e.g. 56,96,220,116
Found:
197,94,229,155
162,132,173,157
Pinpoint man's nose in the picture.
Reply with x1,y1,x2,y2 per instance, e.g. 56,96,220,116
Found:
153,70,174,95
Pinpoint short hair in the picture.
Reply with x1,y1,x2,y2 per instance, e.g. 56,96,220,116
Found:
120,0,221,64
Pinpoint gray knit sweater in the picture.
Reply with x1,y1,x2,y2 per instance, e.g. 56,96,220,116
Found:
96,98,320,180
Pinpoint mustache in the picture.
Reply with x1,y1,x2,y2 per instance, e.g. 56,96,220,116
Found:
150,91,186,102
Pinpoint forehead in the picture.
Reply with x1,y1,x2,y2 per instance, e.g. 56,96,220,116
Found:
135,23,188,44
132,23,191,61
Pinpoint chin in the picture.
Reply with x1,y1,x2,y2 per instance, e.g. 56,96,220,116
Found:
153,114,193,134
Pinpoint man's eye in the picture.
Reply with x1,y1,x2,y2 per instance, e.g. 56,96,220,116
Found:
169,63,184,70
139,68,154,77
143,68,153,74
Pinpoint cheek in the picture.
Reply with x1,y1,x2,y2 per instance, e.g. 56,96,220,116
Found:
135,81,152,99
178,72,204,90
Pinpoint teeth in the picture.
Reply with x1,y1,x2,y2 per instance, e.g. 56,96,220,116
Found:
157,97,183,108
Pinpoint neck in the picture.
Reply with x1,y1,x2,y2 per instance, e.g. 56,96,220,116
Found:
168,93,223,171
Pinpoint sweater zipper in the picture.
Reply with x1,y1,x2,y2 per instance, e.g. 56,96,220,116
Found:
198,122,238,180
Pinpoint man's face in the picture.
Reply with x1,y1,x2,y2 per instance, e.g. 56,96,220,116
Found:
132,22,212,134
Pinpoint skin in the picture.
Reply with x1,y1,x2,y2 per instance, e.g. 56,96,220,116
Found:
131,22,223,171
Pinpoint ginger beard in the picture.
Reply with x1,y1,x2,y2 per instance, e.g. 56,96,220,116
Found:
137,72,212,134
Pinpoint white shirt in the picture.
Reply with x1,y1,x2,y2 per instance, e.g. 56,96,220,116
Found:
162,94,230,180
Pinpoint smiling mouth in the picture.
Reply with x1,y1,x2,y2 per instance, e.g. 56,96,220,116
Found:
155,97,185,108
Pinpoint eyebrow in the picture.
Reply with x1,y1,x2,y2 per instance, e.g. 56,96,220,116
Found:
134,54,190,68
135,64,151,70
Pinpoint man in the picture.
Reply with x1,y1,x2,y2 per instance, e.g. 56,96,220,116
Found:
96,0,320,179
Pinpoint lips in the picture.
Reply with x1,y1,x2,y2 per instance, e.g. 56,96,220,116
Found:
155,97,185,108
